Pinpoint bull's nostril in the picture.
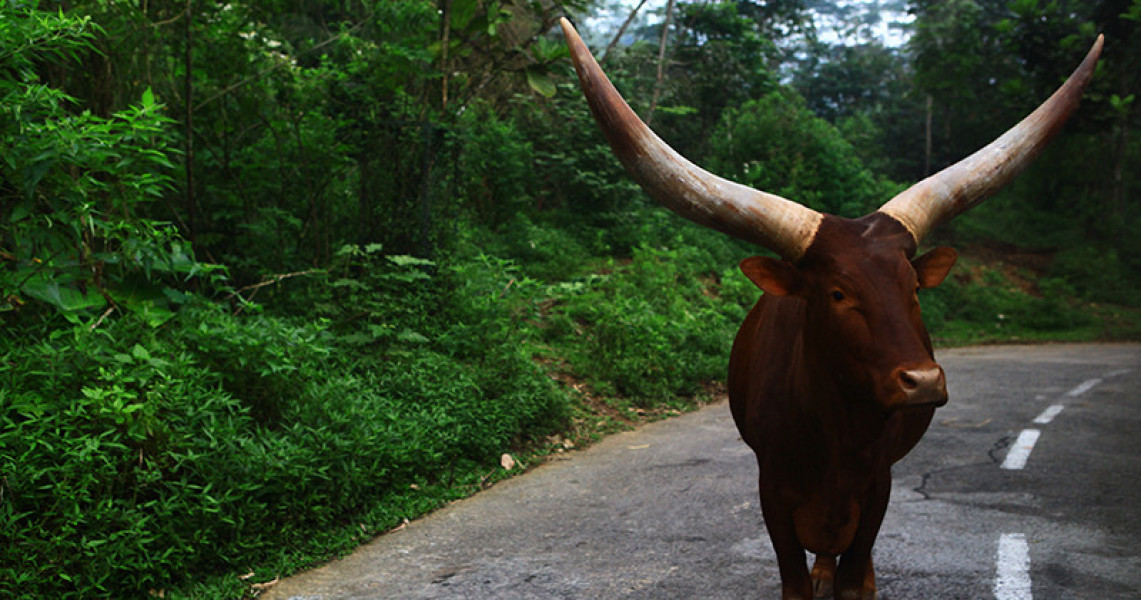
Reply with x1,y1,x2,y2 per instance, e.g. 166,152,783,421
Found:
896,366,946,404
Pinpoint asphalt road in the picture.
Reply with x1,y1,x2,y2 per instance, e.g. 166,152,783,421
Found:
261,343,1141,600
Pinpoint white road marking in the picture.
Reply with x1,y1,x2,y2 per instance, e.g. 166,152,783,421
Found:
1065,378,1102,397
993,369,1130,597
995,533,1033,600
1032,404,1064,424
1002,429,1041,470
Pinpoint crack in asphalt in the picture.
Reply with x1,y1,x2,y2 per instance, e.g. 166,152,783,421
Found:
909,460,993,501
987,434,1015,464
908,436,1014,502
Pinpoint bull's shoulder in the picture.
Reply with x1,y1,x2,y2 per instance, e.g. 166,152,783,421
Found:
730,295,804,376
728,295,805,449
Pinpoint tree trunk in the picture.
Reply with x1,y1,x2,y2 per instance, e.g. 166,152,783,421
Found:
646,0,676,126
419,122,436,260
184,0,196,246
602,0,650,63
440,0,451,111
924,94,933,177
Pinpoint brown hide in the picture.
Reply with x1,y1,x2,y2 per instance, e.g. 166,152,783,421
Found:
559,17,1102,600
729,214,954,599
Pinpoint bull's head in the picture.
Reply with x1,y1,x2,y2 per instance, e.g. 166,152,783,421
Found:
560,18,1102,412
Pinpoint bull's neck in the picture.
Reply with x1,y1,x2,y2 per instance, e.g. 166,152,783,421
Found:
792,336,893,455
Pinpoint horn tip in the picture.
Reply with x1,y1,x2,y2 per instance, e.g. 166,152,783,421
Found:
559,17,578,40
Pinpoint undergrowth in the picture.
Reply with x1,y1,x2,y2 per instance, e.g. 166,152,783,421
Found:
3,219,1137,599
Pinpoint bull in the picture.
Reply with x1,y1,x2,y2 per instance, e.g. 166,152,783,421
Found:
559,17,1102,600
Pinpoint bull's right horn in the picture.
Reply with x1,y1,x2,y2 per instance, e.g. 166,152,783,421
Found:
559,18,823,262
879,35,1104,245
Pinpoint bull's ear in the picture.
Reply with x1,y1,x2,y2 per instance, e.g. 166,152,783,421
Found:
912,247,958,289
740,256,801,296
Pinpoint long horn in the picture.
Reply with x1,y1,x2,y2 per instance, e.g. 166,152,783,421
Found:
879,35,1104,244
559,17,823,261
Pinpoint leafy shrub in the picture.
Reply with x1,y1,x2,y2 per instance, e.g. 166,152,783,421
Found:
706,89,894,217
919,259,1093,340
470,213,594,282
1051,245,1141,307
548,243,750,405
1,287,568,598
450,103,537,227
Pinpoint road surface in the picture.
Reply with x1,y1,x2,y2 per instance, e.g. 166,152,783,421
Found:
261,343,1141,600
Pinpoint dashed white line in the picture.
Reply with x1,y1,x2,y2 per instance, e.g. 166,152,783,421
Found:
993,370,1129,596
1065,378,1103,397
1002,429,1041,470
1032,404,1064,424
995,533,1032,600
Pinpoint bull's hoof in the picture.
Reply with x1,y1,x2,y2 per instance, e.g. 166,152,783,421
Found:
812,577,834,599
810,554,836,599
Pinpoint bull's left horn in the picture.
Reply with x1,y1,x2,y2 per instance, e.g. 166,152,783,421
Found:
879,35,1104,245
559,18,823,262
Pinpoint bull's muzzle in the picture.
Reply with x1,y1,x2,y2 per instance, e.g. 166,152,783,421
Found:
895,365,948,408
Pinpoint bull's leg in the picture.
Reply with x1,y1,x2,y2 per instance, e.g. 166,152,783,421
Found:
810,554,836,599
833,474,890,600
861,558,876,600
759,477,813,600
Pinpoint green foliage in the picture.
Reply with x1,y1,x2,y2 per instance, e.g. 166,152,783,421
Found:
707,90,893,216
467,213,595,281
1,5,214,321
542,237,753,406
1051,245,1141,307
450,103,538,226
647,0,782,159
4,0,1140,597
920,257,1095,342
1,293,568,599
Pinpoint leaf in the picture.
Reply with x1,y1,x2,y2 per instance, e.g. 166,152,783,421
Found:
450,0,479,31
397,330,429,343
22,279,107,312
140,87,155,108
387,255,434,267
525,69,556,98
9,201,31,222
131,344,151,361
1110,94,1135,114
122,299,176,328
656,105,698,116
162,287,190,304
23,156,57,199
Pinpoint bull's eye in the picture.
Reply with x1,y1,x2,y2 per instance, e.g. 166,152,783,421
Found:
831,290,846,301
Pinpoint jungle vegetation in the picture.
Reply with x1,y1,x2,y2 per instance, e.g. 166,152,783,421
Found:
2,0,1139,597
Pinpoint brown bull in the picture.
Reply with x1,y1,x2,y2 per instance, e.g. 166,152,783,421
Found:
559,18,1103,600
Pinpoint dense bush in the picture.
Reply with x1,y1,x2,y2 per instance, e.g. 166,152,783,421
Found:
4,1,1138,598
543,237,756,406
1,284,568,598
919,258,1095,340
1051,245,1141,307
706,90,896,218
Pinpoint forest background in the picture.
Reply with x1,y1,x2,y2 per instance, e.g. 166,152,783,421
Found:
2,0,1139,597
